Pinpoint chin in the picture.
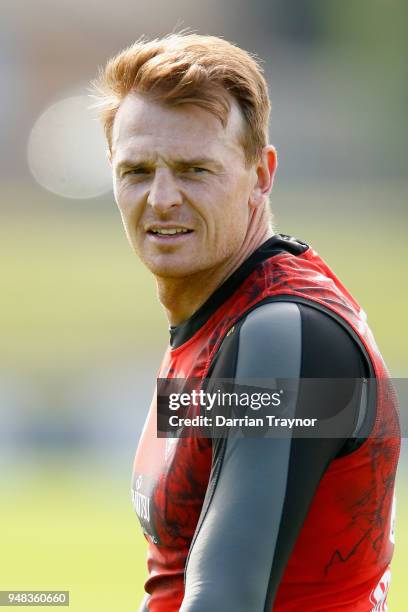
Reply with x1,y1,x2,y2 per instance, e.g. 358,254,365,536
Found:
144,255,203,279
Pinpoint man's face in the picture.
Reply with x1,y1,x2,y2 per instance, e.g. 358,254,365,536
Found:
110,93,259,278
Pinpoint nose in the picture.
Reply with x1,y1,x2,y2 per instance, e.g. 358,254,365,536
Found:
147,168,182,213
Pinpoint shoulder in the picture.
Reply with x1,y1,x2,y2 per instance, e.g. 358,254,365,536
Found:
235,300,369,379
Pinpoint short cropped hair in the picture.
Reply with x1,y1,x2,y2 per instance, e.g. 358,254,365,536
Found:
91,33,271,166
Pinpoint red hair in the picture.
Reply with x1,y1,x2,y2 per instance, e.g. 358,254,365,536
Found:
90,33,271,166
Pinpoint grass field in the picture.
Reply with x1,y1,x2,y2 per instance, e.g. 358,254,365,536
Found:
1,462,147,611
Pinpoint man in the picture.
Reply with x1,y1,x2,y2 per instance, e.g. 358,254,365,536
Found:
92,33,400,611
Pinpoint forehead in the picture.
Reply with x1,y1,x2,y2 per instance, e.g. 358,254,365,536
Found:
111,92,246,162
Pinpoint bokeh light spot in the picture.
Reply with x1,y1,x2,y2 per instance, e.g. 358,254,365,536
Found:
27,94,112,199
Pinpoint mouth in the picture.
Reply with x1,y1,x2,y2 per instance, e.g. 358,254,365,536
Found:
146,226,194,241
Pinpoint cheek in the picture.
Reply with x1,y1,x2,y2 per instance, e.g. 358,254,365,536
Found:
202,179,247,229
116,183,145,224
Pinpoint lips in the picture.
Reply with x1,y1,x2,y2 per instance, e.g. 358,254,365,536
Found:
144,224,195,245
149,227,192,236
145,224,194,237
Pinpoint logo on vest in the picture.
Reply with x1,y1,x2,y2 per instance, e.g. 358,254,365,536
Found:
369,569,391,611
131,475,150,523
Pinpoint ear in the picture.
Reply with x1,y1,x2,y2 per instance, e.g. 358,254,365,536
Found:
249,145,278,208
107,149,112,167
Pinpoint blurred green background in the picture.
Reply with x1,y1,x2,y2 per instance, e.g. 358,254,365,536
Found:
1,1,407,610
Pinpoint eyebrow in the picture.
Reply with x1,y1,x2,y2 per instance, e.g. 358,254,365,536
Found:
116,157,225,174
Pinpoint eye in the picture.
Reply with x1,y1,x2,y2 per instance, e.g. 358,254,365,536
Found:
189,167,208,174
127,167,149,175
120,166,151,178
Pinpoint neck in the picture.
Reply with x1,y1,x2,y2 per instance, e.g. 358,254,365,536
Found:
156,211,273,326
